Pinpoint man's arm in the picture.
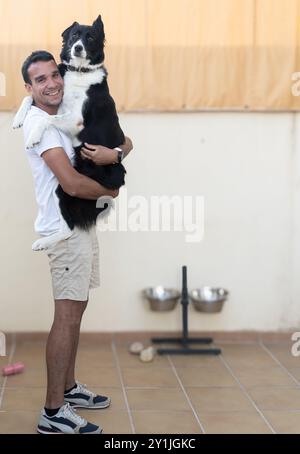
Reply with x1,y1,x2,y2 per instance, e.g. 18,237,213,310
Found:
42,147,119,200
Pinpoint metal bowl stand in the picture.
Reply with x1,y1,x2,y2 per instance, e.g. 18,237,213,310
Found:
151,266,221,355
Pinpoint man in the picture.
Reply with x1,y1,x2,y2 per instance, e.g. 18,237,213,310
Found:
21,50,133,434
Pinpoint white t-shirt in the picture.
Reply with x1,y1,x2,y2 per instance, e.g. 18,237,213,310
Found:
23,106,75,236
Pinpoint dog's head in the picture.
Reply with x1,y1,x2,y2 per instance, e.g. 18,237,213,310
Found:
60,15,105,68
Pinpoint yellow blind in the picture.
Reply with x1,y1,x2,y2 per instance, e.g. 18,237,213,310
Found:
1,0,300,111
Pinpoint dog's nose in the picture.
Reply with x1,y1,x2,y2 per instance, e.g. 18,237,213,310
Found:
74,45,83,54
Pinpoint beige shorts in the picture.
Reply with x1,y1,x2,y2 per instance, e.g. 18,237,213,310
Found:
46,227,100,301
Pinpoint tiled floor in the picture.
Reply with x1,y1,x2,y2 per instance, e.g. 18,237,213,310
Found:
1,333,300,434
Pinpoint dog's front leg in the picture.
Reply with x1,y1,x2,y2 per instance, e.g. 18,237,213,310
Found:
12,96,33,129
31,228,73,251
49,113,84,143
25,116,52,149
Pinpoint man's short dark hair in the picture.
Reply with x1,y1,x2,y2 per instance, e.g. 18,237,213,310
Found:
22,50,56,84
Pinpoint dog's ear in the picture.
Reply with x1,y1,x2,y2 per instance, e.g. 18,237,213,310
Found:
92,15,104,32
61,21,79,41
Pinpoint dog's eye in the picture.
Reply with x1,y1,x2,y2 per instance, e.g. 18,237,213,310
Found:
72,32,79,39
88,36,95,43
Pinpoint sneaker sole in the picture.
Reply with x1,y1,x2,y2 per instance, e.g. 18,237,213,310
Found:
37,425,103,434
37,425,65,434
70,401,111,410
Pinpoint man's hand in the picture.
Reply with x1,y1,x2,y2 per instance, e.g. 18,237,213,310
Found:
80,143,117,165
80,136,133,165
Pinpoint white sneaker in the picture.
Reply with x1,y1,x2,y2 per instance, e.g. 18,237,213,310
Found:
64,381,111,409
37,402,102,434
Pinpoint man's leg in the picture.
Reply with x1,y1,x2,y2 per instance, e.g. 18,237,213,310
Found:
65,300,88,391
45,298,87,409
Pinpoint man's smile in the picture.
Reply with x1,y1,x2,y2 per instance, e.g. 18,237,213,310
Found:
44,89,62,98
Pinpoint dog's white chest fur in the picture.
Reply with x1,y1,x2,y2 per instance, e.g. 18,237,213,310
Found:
58,68,105,134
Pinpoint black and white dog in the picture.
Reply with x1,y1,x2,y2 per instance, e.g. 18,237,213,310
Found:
13,16,126,250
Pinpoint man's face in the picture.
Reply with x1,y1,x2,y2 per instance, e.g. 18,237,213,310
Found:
25,60,64,111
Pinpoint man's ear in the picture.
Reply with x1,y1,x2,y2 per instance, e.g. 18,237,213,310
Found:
61,21,78,41
25,83,32,94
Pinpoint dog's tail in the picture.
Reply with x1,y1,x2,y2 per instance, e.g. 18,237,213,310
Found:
12,96,33,129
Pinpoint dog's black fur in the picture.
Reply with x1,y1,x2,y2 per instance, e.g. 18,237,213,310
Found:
56,16,126,230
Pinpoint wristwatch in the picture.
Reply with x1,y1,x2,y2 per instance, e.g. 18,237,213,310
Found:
114,147,124,164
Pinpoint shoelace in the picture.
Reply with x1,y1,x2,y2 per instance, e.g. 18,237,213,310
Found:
76,382,96,398
62,402,85,426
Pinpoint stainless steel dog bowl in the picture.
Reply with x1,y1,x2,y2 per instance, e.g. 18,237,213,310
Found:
143,286,181,311
190,287,228,313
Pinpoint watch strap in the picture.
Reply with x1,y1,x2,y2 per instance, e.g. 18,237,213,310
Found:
114,147,124,164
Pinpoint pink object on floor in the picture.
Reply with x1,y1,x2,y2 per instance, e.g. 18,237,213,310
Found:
2,362,25,376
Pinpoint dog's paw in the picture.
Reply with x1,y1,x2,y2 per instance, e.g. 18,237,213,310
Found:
32,238,49,251
26,128,43,148
12,96,33,129
12,120,24,130
26,138,42,149
32,229,73,252
25,119,49,148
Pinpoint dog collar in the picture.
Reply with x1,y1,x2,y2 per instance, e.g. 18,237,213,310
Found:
66,65,94,73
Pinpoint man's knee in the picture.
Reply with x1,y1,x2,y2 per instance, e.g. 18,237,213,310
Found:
54,299,88,325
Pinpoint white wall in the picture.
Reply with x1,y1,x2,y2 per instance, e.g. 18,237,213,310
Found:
0,111,298,332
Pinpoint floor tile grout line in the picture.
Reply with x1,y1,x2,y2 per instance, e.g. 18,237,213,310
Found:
260,341,300,387
219,354,277,434
167,356,206,434
124,384,300,390
125,386,181,390
111,340,136,434
114,407,300,414
0,333,16,410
